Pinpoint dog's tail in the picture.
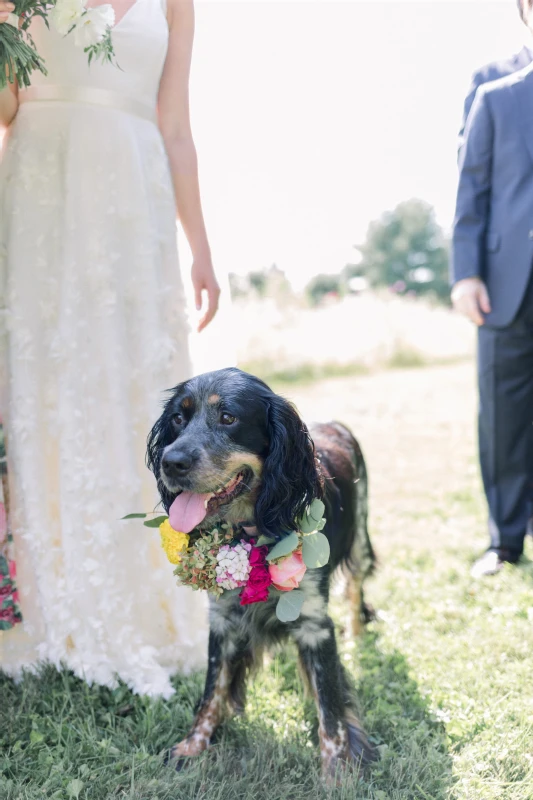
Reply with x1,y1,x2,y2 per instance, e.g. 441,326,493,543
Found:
328,422,377,634
327,421,376,580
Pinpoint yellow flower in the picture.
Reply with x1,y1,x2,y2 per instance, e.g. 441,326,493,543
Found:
159,519,190,565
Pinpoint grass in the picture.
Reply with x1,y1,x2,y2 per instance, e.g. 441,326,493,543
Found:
237,359,370,388
239,349,466,390
2,362,533,799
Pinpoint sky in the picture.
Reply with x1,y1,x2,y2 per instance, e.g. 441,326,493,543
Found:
184,0,526,288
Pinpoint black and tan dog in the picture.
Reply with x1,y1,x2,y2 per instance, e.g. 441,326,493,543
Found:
147,367,377,777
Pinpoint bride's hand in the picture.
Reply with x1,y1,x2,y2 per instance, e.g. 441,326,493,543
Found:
0,2,16,22
191,255,220,333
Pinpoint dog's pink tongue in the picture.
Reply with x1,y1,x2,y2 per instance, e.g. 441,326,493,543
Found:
169,492,212,534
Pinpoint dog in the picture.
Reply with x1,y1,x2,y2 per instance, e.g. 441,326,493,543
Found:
147,367,377,777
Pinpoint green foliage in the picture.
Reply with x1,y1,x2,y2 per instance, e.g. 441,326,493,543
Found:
266,532,299,562
0,0,48,89
276,589,305,622
305,273,343,306
301,532,330,568
353,199,450,302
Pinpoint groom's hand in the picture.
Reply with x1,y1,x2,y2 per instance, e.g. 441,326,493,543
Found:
451,277,491,326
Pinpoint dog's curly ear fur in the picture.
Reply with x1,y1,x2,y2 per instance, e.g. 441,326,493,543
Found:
254,394,323,540
146,390,183,512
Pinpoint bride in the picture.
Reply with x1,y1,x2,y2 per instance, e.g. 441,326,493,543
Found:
0,0,219,696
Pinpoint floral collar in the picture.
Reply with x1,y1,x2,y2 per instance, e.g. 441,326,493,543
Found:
125,499,329,622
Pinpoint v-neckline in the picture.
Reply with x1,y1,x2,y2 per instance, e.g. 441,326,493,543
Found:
112,0,141,30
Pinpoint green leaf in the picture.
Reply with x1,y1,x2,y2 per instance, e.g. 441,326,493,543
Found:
302,532,330,569
276,589,305,622
299,514,318,534
316,517,326,531
308,498,325,524
298,499,326,533
29,730,44,745
256,535,276,546
266,531,299,562
143,516,168,528
67,779,84,799
121,513,147,520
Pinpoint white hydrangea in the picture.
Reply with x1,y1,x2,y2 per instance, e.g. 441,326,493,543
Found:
215,542,252,591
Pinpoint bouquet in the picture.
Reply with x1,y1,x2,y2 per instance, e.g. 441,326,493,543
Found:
125,498,331,623
0,0,115,90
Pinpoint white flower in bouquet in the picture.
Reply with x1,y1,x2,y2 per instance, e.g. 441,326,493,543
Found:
50,0,86,36
0,0,117,90
73,4,115,48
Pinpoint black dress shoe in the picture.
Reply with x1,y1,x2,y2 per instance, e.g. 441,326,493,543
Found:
470,548,521,578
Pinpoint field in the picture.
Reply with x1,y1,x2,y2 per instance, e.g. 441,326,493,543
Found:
2,354,533,800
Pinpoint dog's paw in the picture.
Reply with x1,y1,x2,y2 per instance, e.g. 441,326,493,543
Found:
164,748,189,772
166,733,211,767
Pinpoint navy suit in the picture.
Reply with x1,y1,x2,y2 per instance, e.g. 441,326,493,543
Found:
458,47,532,147
452,53,533,555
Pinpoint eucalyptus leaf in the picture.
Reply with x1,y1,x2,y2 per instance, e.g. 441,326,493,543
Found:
316,517,326,531
308,498,326,524
121,513,147,520
143,516,169,528
256,535,276,546
276,589,305,622
266,531,299,562
298,513,318,534
302,532,330,569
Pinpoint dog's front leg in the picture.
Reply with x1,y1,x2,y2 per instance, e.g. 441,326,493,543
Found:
169,631,230,760
295,617,375,779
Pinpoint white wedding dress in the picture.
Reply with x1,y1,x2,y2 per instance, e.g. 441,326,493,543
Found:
0,0,209,696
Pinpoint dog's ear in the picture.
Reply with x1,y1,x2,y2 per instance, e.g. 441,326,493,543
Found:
254,394,323,540
146,388,183,512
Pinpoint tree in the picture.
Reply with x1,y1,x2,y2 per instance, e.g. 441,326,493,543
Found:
305,273,343,307
353,199,450,302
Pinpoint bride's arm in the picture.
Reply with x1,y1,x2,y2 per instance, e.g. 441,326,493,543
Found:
0,1,19,129
158,0,220,333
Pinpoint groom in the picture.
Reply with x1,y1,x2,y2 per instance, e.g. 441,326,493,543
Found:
451,0,533,576
459,0,532,150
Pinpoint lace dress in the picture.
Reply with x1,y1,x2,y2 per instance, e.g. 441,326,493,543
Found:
0,0,208,696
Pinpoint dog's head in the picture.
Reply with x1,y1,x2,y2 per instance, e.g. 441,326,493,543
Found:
147,368,323,538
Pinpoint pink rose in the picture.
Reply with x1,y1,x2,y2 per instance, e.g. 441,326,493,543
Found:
0,582,13,597
0,606,16,623
269,550,307,592
240,545,272,606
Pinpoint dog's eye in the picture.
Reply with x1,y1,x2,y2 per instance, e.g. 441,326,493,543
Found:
173,412,184,425
220,412,236,426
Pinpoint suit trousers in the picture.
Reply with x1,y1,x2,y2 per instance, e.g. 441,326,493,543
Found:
478,276,533,554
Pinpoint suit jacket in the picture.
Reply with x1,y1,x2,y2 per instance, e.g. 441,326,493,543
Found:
458,47,533,148
451,64,533,328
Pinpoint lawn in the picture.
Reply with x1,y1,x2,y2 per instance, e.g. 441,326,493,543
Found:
2,362,533,800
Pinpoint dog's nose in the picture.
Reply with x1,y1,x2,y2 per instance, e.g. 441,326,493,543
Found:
162,450,195,477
